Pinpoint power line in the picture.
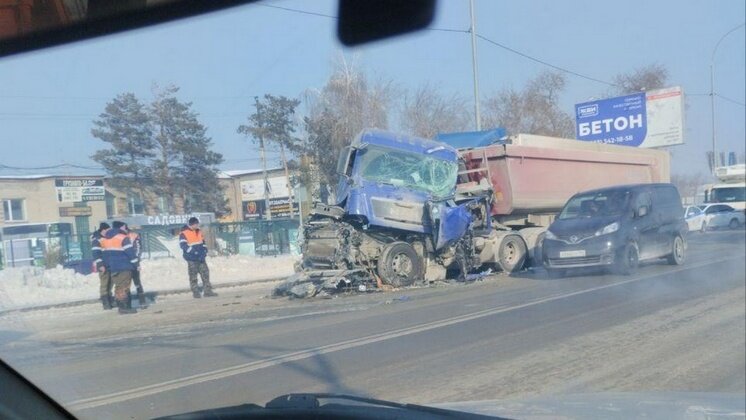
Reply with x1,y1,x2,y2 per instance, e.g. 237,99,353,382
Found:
257,3,617,87
716,93,746,107
475,34,618,88
255,2,469,33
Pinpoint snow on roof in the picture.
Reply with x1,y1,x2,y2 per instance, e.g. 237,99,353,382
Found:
0,174,105,180
0,174,55,180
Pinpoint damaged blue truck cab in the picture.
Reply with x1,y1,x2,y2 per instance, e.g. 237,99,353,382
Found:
301,129,495,287
336,129,472,245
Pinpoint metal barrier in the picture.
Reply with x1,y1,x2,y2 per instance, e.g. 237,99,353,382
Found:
0,219,302,270
214,219,301,256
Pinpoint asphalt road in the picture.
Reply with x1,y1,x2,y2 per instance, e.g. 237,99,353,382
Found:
1,230,744,419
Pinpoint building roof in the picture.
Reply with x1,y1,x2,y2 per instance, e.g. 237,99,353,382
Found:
0,174,105,180
218,167,284,179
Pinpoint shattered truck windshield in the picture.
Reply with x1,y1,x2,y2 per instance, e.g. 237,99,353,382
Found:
356,145,458,198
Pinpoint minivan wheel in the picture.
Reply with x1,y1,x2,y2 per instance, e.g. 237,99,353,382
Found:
614,242,639,275
666,235,686,266
729,218,740,229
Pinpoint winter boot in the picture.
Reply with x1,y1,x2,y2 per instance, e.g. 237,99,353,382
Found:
100,296,112,310
126,290,133,309
203,288,218,298
192,290,202,299
117,300,137,315
108,295,116,309
137,291,148,309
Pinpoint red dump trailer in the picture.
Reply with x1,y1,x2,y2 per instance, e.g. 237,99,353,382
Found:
457,133,670,228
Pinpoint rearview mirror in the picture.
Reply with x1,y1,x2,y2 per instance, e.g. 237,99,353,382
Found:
337,0,436,46
637,205,648,218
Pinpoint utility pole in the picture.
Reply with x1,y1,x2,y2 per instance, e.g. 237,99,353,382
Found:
469,0,481,131
255,96,272,221
278,142,294,218
710,23,745,173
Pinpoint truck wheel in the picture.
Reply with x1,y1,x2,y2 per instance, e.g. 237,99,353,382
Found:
666,235,686,265
377,242,423,288
498,234,527,273
614,242,639,275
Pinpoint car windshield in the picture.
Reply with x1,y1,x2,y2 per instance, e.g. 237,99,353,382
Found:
0,1,744,420
558,190,631,219
709,186,746,203
355,145,458,198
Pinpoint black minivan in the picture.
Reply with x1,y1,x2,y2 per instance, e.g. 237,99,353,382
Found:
542,183,687,276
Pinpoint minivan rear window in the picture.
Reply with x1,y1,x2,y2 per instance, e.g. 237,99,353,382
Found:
558,189,631,220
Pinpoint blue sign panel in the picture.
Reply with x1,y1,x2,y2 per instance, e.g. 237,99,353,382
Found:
575,92,647,146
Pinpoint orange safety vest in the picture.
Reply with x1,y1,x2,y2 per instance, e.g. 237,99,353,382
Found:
100,233,127,250
182,229,204,246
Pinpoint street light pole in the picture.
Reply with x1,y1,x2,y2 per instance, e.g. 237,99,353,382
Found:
469,0,481,131
709,23,745,172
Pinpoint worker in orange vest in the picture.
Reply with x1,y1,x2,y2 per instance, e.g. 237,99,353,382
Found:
124,224,148,308
91,222,113,310
100,221,138,314
179,217,217,298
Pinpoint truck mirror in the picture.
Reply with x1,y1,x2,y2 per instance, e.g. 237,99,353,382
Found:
336,146,353,176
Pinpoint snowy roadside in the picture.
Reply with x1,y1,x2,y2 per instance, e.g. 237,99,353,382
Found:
0,254,298,312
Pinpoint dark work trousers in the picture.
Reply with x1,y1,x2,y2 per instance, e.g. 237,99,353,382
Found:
187,260,213,292
131,268,144,294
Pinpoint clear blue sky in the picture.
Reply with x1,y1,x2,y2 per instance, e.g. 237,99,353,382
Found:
0,0,744,176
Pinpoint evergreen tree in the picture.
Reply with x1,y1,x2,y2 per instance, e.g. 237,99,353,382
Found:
91,93,154,212
150,86,225,215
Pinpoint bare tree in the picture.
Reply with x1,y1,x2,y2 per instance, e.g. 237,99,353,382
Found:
671,172,710,204
482,71,574,138
302,57,396,198
611,63,669,95
400,83,471,138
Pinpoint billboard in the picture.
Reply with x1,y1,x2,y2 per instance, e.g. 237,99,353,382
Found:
240,175,290,201
575,86,684,148
55,178,105,202
242,197,299,220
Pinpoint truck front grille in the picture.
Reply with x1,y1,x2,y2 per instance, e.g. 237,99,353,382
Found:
548,256,603,267
370,198,424,225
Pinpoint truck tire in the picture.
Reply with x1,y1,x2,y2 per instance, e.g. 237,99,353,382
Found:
497,234,527,274
377,242,423,288
614,241,639,275
666,234,686,265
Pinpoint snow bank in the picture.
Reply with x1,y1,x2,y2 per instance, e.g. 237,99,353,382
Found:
0,254,298,311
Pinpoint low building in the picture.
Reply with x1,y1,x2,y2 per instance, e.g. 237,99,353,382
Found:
1,175,107,234
0,175,107,267
219,168,305,223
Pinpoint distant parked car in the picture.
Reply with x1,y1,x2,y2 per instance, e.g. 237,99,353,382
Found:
684,205,707,232
699,204,745,230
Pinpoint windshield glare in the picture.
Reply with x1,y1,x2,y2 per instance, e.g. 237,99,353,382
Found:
558,190,631,220
356,145,458,198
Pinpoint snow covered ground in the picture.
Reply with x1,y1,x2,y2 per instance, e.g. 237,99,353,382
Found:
0,255,298,311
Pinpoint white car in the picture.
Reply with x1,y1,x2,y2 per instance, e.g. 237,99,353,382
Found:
684,205,707,232
699,204,746,230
